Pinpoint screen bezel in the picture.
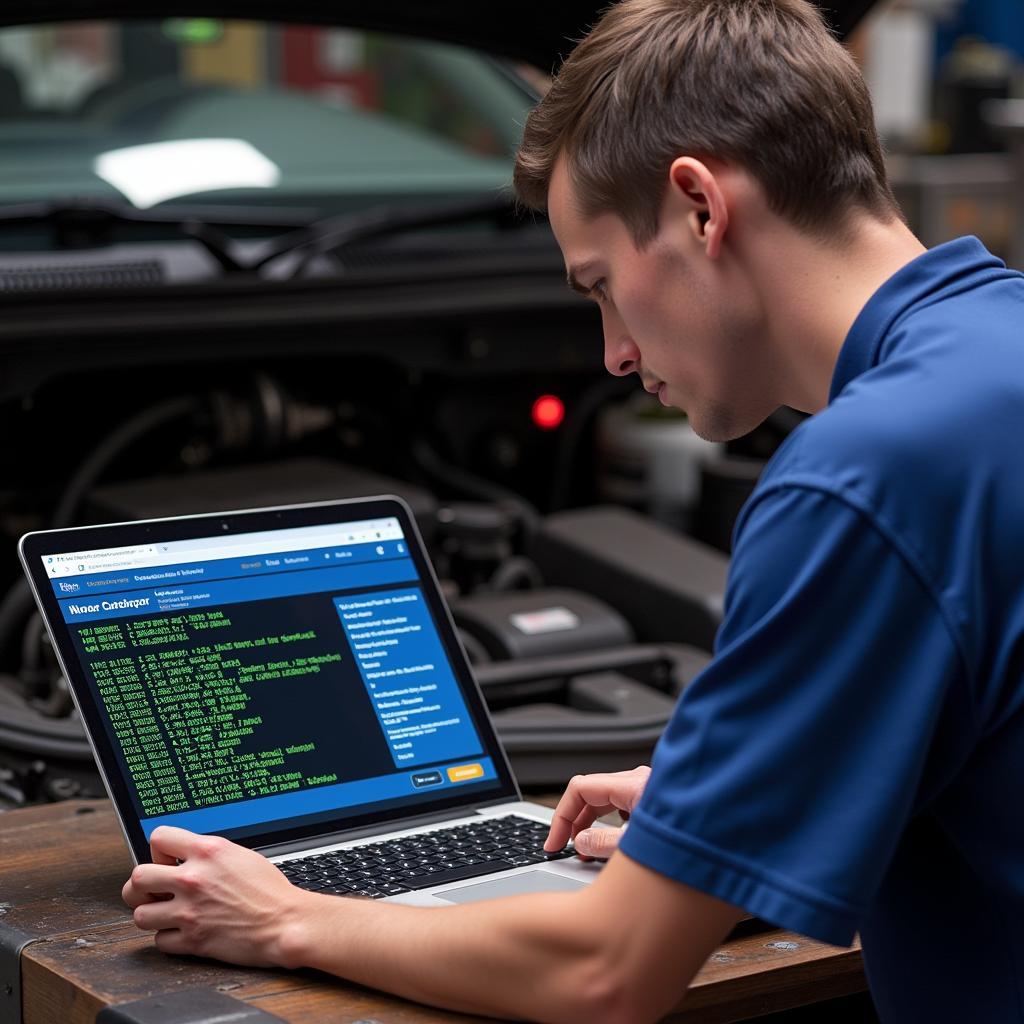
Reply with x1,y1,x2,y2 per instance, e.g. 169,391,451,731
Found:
19,495,519,863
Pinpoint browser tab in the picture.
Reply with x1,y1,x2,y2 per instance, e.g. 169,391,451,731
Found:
44,517,403,576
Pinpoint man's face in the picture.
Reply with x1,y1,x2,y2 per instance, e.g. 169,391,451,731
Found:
546,156,774,442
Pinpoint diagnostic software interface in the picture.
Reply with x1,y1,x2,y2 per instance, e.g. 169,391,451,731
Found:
42,517,499,840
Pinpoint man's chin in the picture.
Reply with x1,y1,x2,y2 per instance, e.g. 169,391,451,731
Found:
685,401,770,444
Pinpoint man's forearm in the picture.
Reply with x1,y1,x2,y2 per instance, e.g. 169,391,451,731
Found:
280,887,621,1024
125,829,736,1023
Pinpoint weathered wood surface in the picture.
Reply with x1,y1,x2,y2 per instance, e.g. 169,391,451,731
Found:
2,800,865,1023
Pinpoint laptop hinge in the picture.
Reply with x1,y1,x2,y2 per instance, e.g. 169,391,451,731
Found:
256,797,516,859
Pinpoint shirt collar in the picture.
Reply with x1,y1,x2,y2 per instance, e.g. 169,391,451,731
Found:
828,236,1004,403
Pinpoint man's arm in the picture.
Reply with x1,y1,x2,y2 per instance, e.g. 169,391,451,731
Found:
287,845,740,1023
124,774,741,1024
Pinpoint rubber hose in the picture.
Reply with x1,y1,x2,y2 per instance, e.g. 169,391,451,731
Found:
52,395,201,528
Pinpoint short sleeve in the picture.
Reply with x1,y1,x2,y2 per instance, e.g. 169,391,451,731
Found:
617,483,965,946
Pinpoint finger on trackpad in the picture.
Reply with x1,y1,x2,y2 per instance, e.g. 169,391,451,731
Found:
433,870,588,904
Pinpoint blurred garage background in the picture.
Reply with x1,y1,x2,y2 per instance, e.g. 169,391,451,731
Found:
0,0,1020,817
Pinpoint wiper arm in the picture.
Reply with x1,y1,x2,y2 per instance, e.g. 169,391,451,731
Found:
0,198,321,230
0,194,530,279
0,198,322,273
250,193,522,278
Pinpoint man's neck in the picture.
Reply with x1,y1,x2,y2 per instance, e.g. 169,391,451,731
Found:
753,213,926,414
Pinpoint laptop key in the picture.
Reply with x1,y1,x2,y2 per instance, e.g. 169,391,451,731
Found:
402,859,514,890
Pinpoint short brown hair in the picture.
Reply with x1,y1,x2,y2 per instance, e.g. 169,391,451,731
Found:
514,0,898,244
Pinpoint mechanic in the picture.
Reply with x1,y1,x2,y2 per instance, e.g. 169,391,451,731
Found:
121,1,1024,1020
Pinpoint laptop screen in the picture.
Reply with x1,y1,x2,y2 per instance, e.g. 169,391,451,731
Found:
31,503,511,852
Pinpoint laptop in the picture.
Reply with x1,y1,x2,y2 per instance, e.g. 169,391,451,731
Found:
19,496,605,906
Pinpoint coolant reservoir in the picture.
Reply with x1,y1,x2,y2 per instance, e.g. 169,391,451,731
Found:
596,394,724,529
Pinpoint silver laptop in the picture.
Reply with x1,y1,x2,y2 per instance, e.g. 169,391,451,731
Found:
19,496,604,906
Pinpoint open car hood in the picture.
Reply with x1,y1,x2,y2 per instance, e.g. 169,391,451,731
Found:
4,0,879,70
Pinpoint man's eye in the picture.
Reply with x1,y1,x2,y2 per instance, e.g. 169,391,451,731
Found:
590,279,608,302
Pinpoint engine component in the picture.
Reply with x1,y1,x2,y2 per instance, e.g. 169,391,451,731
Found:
476,643,710,785
205,374,335,457
454,587,633,661
596,394,724,529
529,505,728,652
88,456,439,539
0,750,105,809
434,500,522,592
53,396,203,530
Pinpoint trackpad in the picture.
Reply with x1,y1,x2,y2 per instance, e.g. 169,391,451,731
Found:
434,870,588,904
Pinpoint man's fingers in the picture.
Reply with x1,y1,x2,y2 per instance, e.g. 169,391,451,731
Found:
545,784,596,850
545,774,621,850
122,878,142,908
131,863,181,892
151,842,178,866
154,929,191,956
122,863,182,908
125,831,195,909
569,806,599,841
150,825,217,862
573,825,621,859
133,899,179,932
123,881,165,909
544,767,650,851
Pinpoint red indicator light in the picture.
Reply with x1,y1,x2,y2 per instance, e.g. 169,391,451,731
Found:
532,394,565,430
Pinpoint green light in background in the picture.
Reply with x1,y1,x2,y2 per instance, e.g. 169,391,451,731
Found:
162,19,224,45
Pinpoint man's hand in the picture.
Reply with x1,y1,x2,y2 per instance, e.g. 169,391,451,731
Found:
121,825,314,967
544,764,650,859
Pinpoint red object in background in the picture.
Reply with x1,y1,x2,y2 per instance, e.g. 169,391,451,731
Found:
531,394,565,430
280,26,377,108
54,23,113,72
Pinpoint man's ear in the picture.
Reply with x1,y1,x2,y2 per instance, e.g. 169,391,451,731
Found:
668,157,727,260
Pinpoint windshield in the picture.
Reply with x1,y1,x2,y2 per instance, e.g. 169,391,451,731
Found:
0,20,537,213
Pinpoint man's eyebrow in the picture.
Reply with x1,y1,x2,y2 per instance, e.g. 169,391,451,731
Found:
566,261,598,296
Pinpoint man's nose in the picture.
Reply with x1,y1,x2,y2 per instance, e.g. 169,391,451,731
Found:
603,324,641,377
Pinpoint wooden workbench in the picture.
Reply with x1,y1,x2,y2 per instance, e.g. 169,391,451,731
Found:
0,800,866,1023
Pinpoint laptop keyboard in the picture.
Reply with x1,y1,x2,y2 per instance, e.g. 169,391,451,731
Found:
277,815,575,899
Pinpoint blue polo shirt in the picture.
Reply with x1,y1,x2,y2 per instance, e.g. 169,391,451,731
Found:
619,237,1024,1021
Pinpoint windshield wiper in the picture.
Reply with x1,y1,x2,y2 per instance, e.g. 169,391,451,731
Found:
0,198,322,273
0,193,532,279
250,193,525,279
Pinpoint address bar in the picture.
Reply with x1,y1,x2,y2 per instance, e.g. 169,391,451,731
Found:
149,535,366,565
51,531,402,578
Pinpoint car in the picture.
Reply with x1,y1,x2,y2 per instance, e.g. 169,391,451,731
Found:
0,0,873,805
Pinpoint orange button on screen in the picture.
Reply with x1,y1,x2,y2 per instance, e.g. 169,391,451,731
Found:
446,763,484,783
